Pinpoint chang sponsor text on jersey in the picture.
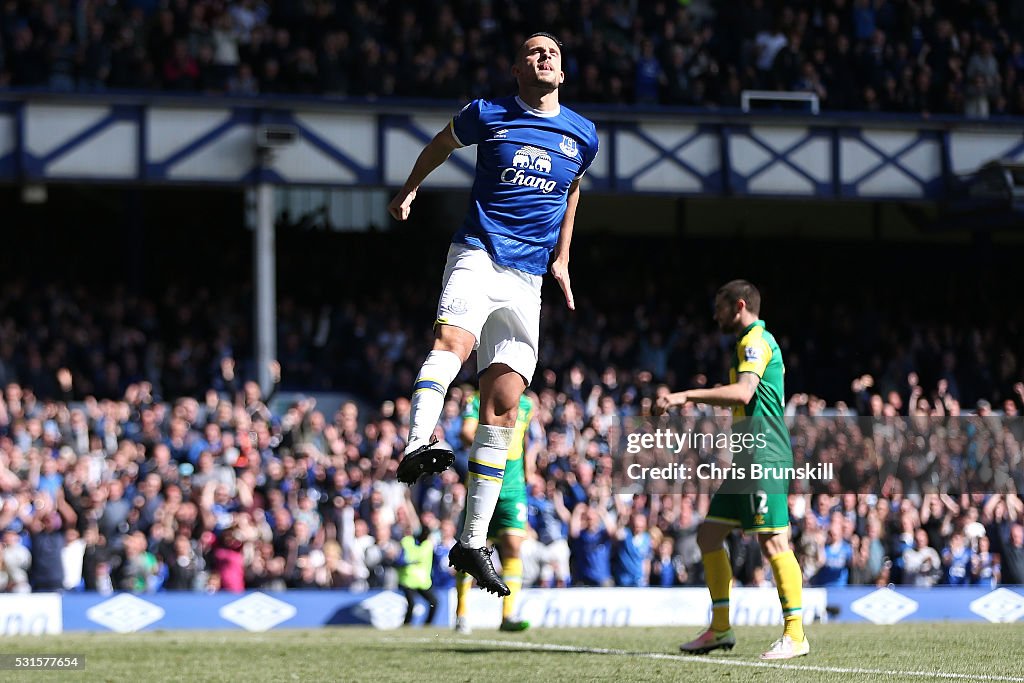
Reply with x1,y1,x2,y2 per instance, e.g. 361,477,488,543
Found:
502,145,557,193
449,96,599,276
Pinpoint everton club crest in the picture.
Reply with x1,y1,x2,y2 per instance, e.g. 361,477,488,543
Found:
559,135,579,159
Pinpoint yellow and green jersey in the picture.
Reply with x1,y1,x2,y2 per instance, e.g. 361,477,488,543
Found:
729,319,791,463
463,392,533,491
730,320,785,418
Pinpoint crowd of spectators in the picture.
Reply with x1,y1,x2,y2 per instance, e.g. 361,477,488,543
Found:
0,230,1022,593
3,1,1024,118
0,345,1021,594
2,233,1021,411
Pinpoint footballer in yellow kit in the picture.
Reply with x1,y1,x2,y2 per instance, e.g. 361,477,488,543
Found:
656,280,808,661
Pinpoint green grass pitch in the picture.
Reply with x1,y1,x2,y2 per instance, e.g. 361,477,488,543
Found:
2,623,1023,682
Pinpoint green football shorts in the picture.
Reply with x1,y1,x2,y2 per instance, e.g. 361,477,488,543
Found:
705,491,790,533
488,486,528,539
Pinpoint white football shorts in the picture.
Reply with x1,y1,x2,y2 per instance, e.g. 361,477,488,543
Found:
435,243,542,382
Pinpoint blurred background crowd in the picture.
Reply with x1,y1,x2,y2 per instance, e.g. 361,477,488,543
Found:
0,0,1022,598
3,0,1024,118
0,364,1021,595
0,232,1022,594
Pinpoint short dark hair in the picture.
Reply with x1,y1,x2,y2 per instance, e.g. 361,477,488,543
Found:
717,279,761,315
517,32,563,59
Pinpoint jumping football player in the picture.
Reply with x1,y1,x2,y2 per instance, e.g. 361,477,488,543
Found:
388,32,599,596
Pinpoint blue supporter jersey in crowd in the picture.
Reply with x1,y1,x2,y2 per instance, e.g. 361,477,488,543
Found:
973,551,998,586
813,540,852,586
29,530,65,589
528,494,565,545
431,540,457,590
37,473,63,501
571,527,612,586
450,96,600,276
944,545,972,585
652,555,676,587
612,528,651,587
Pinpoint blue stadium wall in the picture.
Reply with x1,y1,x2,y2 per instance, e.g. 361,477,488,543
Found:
1,587,1022,635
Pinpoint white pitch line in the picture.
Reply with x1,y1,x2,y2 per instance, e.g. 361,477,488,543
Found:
386,636,1024,682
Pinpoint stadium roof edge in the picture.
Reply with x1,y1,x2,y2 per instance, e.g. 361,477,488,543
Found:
0,89,1022,130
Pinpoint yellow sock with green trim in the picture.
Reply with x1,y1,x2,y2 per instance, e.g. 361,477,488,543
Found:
769,550,804,642
703,548,732,632
456,571,473,619
502,557,523,620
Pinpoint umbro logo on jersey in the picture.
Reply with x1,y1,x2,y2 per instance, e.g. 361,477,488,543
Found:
494,129,508,138
502,145,557,193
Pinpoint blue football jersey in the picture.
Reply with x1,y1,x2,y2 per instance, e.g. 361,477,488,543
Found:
450,96,599,276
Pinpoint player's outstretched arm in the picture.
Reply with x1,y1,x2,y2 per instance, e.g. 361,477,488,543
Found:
685,374,760,407
551,178,581,310
655,374,761,414
654,391,688,415
388,125,461,221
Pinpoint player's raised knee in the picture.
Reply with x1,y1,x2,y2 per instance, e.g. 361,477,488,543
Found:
433,324,475,361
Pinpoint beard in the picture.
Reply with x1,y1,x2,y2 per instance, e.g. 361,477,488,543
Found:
523,68,561,91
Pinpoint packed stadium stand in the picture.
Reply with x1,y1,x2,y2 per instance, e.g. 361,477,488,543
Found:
0,211,1022,595
3,0,1024,116
0,1,1022,625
